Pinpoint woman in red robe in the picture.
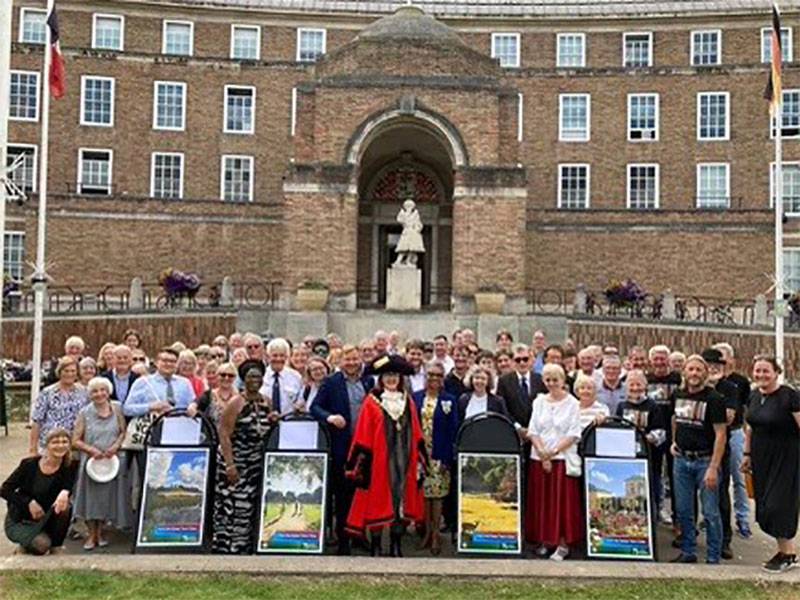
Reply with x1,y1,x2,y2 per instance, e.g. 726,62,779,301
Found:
345,354,426,556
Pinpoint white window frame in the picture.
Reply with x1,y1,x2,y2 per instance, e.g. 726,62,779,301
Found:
150,152,185,199
558,93,591,142
92,13,125,51
6,143,38,193
627,93,659,142
9,70,40,122
623,32,653,67
556,32,586,68
80,75,116,127
696,91,730,141
770,161,800,216
770,89,800,139
626,163,660,210
696,162,730,209
290,87,298,137
77,148,114,195
784,248,800,290
557,163,591,209
162,20,194,56
223,85,256,135
18,7,46,44
220,155,254,202
230,24,261,60
761,26,793,63
296,28,327,63
3,231,26,281
152,81,187,131
491,32,521,68
691,29,722,66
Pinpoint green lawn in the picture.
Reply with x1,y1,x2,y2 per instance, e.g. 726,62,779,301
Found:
1,573,797,600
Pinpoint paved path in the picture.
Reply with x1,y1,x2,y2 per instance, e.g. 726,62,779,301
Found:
0,423,791,581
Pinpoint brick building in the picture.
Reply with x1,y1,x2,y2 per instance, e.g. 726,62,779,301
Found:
5,0,800,312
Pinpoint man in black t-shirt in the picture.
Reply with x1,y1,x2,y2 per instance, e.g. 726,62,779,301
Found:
713,342,753,539
670,355,728,564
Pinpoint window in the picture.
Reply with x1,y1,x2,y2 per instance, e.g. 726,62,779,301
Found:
78,149,113,195
3,232,25,281
224,86,255,134
153,81,186,131
231,25,261,60
163,20,193,56
691,30,721,66
221,155,253,202
19,8,46,44
627,164,659,210
297,28,326,63
559,94,590,142
696,163,730,209
6,144,37,193
92,14,124,51
762,27,792,63
697,92,729,141
628,93,659,141
557,33,585,67
558,164,590,209
491,33,520,68
623,32,652,67
80,76,115,126
151,153,184,199
784,248,800,291
9,71,39,122
771,162,800,215
772,89,800,138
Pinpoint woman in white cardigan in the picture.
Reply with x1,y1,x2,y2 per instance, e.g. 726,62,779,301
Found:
525,363,584,560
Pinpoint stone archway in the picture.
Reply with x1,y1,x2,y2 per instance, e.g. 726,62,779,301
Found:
354,117,455,308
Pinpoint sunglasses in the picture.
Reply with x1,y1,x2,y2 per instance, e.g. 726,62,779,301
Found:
246,344,261,350
219,373,236,379
133,357,147,362
513,357,529,363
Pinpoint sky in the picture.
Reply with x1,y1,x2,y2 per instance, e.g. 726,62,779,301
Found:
586,458,647,498
147,449,208,490
265,455,324,495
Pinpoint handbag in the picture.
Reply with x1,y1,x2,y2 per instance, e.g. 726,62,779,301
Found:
122,412,157,451
745,472,755,499
564,450,582,478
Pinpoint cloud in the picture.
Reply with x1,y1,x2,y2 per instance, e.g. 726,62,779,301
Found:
178,462,206,490
592,470,612,484
147,451,173,489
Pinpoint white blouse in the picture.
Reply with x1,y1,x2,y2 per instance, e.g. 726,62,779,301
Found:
527,392,582,461
465,394,488,419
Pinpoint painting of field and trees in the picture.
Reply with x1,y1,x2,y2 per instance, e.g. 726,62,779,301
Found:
137,447,209,547
457,453,521,554
258,452,327,553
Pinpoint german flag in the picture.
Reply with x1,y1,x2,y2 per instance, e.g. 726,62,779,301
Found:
764,3,783,115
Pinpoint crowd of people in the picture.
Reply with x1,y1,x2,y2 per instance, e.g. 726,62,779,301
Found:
1,327,798,572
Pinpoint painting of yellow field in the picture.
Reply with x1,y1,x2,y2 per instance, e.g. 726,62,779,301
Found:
457,453,521,554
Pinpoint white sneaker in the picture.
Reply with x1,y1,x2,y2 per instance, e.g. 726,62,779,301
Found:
660,508,673,525
550,545,569,561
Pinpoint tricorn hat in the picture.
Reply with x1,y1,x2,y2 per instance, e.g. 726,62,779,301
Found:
367,354,415,377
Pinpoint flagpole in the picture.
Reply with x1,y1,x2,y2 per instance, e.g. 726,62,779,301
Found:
775,100,785,371
29,0,55,419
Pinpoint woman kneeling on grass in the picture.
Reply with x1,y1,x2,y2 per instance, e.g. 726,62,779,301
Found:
1,428,77,554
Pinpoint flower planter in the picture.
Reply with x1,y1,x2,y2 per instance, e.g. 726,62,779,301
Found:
474,292,505,314
297,288,329,311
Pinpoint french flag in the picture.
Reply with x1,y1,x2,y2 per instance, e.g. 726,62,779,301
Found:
47,5,65,99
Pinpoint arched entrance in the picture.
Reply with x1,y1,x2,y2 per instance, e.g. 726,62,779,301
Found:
354,119,455,308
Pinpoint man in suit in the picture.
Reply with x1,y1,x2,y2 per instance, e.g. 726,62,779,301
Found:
310,345,373,555
102,344,139,403
496,344,544,438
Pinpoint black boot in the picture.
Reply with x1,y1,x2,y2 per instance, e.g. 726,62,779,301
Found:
370,534,382,557
389,531,403,557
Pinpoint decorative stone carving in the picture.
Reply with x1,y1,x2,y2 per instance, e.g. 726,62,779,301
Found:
393,199,426,268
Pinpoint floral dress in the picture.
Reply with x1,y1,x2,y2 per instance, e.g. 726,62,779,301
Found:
421,394,451,499
31,383,89,450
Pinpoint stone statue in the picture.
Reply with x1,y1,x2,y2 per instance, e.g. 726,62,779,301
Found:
393,199,425,268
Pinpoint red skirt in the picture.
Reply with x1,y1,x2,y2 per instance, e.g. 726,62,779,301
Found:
525,460,584,547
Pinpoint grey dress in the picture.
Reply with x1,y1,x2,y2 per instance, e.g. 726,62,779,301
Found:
73,402,132,528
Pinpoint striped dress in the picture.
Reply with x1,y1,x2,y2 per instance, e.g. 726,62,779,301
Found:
212,401,272,554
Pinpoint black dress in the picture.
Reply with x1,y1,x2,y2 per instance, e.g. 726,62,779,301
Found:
746,385,800,539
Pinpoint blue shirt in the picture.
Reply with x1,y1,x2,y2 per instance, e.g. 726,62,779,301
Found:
345,376,366,430
123,373,195,417
112,372,131,402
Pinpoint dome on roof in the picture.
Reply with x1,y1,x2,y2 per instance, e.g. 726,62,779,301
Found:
357,5,463,44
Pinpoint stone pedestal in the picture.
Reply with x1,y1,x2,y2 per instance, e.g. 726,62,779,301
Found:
386,266,421,311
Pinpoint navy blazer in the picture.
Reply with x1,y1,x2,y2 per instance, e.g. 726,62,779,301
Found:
310,371,374,466
101,370,139,402
412,389,459,466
